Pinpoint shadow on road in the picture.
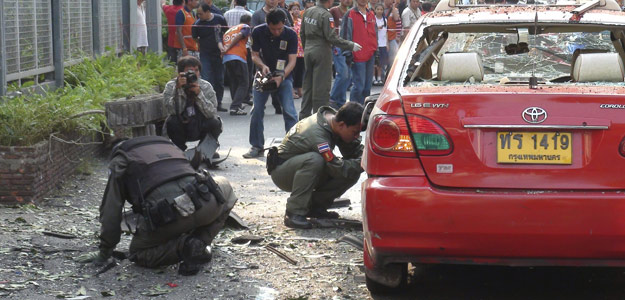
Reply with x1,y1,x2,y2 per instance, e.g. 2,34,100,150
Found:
372,264,625,300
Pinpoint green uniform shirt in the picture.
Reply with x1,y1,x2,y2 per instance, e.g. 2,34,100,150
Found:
278,106,364,180
301,4,354,53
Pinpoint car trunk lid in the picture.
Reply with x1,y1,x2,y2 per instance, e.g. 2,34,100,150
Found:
399,86,625,190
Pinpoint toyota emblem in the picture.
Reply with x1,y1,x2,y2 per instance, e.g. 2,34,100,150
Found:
522,107,547,124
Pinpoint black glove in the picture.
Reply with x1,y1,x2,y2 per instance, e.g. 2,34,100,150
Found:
345,53,354,67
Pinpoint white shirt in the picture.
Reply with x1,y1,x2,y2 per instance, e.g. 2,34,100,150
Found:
224,6,252,27
136,3,149,47
401,6,421,29
376,16,387,48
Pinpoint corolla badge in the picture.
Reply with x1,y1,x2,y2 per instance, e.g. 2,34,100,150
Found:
522,107,547,124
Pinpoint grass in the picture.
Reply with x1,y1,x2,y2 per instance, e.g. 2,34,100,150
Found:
0,51,175,146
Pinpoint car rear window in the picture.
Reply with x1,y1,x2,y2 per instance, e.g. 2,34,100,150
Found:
404,28,625,87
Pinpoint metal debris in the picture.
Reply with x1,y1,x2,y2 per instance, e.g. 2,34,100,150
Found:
42,230,77,239
330,198,351,209
95,259,119,276
225,211,249,229
231,235,264,245
265,245,297,265
338,234,364,251
309,218,363,230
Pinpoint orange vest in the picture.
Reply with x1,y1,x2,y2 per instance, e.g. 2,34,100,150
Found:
223,24,249,60
387,15,398,41
173,8,198,51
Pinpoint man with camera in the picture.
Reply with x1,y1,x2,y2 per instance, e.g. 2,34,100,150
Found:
76,136,237,276
163,56,222,154
243,9,299,158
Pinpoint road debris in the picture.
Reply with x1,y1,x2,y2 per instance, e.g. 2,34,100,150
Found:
338,234,364,251
330,198,351,209
309,218,363,230
231,235,264,244
265,245,298,265
42,230,77,239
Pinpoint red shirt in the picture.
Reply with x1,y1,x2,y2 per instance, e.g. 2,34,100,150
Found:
329,6,348,35
344,8,377,63
163,4,183,48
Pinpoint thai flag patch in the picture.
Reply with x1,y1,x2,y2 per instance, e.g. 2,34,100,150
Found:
318,142,334,162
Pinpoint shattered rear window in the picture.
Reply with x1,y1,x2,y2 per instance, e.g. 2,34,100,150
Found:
405,29,625,87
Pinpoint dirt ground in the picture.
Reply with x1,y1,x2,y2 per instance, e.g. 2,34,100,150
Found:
0,107,372,299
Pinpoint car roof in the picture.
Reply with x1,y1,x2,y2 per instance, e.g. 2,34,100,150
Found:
421,0,625,26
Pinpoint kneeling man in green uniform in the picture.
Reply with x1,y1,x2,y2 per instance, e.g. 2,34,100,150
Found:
270,102,364,229
77,136,237,275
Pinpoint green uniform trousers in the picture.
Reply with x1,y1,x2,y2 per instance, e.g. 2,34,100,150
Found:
127,176,236,268
270,152,359,216
300,49,334,120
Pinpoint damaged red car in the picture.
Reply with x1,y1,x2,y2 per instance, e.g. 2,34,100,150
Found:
361,0,625,294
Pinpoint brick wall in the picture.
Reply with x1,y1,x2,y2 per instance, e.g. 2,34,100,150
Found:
0,136,104,204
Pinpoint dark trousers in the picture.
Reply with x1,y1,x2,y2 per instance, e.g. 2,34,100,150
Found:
200,54,224,106
167,46,178,64
224,60,249,110
246,50,254,100
166,113,222,151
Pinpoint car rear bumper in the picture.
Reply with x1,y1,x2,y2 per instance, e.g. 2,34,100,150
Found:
362,177,625,268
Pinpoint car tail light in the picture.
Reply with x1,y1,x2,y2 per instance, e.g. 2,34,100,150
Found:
370,115,416,157
406,115,453,156
620,137,625,157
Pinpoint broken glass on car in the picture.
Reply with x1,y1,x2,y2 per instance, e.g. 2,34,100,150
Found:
404,25,625,87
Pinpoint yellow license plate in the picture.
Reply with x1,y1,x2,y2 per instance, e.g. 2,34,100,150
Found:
497,132,572,164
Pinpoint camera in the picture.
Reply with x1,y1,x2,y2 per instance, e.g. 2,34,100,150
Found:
253,71,279,93
182,70,198,89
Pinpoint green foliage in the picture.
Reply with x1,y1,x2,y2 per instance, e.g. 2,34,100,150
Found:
0,52,175,146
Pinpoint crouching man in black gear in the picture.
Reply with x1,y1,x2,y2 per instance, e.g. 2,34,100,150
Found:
163,56,223,152
76,136,237,276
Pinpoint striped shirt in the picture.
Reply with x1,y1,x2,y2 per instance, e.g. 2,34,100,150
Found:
224,6,252,27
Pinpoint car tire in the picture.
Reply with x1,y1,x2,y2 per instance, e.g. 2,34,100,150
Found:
365,263,408,295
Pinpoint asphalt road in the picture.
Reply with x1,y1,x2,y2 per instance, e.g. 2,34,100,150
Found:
3,84,625,299
219,86,625,300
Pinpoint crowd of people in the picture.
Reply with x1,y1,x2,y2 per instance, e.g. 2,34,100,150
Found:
160,0,431,158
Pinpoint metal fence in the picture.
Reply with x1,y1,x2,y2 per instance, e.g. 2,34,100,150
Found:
99,0,123,53
3,0,54,82
0,0,160,96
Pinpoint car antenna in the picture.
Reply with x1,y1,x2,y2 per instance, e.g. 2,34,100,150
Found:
529,3,538,89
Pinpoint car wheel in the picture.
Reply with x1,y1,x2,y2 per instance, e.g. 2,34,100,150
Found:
365,263,408,295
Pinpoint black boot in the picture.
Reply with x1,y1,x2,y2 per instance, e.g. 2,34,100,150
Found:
306,208,340,219
179,237,212,276
284,211,312,229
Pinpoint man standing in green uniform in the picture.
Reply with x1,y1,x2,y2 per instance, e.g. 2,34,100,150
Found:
270,102,364,229
299,0,362,120
76,136,237,275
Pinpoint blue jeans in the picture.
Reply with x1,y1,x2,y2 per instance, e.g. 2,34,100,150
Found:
329,48,351,107
249,77,298,149
350,56,375,105
200,53,224,105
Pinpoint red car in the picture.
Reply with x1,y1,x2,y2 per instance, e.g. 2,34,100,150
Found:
361,0,625,294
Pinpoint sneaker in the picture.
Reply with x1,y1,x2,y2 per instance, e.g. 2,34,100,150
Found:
242,147,264,159
217,105,228,112
229,108,247,116
179,237,212,276
306,208,340,219
284,211,313,229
